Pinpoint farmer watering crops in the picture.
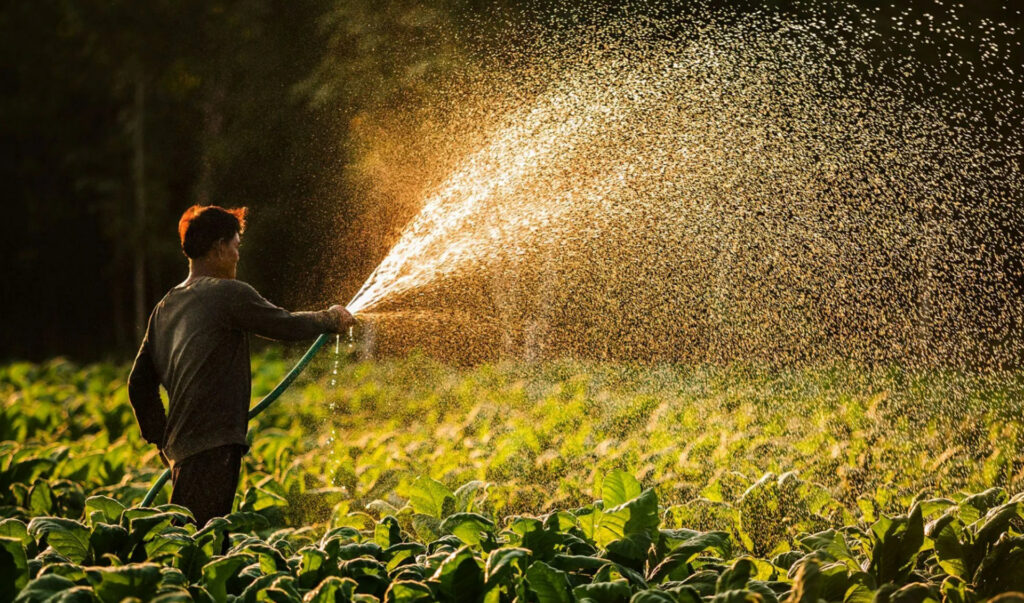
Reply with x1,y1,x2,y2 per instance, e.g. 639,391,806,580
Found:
127,205,356,527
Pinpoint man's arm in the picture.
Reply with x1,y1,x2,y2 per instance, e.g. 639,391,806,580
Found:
226,280,353,341
127,336,167,448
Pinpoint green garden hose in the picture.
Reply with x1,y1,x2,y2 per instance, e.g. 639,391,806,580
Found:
139,332,334,507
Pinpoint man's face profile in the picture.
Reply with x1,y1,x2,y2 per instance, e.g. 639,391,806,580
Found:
209,233,241,279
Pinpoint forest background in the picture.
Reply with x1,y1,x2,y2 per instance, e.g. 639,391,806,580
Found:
2,0,1020,362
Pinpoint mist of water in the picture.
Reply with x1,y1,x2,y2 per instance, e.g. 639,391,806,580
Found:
342,1,1023,368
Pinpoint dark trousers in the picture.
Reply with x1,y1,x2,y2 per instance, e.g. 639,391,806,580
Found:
170,443,245,528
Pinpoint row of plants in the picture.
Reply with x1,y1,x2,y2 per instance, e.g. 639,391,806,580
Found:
4,470,1024,601
315,354,1024,518
2,355,1023,600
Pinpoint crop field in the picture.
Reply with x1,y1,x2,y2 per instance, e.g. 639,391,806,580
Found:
3,353,1024,601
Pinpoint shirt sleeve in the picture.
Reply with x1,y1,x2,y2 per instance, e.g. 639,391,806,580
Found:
127,316,167,447
226,280,340,341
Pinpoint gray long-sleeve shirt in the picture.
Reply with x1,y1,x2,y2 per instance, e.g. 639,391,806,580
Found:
127,276,338,462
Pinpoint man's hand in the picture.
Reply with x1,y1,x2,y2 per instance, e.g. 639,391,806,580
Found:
328,305,357,332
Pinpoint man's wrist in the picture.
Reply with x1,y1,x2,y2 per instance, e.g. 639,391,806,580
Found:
325,308,343,333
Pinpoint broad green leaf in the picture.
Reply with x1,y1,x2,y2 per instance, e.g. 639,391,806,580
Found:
151,590,193,603
339,556,387,578
440,512,496,547
257,582,302,602
857,498,876,524
630,590,679,603
374,516,402,548
13,574,78,603
886,582,940,603
85,496,126,526
971,502,1022,555
596,490,659,548
868,504,924,584
574,579,633,603
525,561,572,603
407,477,455,519
367,499,401,518
577,508,600,541
605,534,653,566
87,562,162,603
240,486,287,513
659,528,702,550
647,532,731,583
50,585,105,602
797,530,858,570
786,559,823,603
485,547,531,585
916,498,956,519
327,541,383,562
0,519,31,548
160,567,189,589
926,512,967,578
940,576,975,603
297,547,328,589
35,561,86,582
747,581,781,603
550,554,610,572
593,563,648,589
263,575,303,602
716,558,755,592
384,543,426,572
319,526,361,546
222,512,270,533
27,517,90,563
127,512,190,545
156,503,195,518
28,482,53,516
411,514,441,543
431,545,484,600
303,576,358,603
232,542,289,574
507,517,561,561
236,571,289,603
973,537,1024,597
545,512,579,533
707,589,763,603
0,536,28,600
958,488,1006,524
602,471,642,508
201,554,254,603
89,523,131,563
384,580,434,603
664,586,704,603
454,481,490,513
340,558,389,598
3,459,54,490
187,584,216,603
788,559,856,603
144,530,193,562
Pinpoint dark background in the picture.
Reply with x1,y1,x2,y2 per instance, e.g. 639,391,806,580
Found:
2,0,1020,362
1,0,492,361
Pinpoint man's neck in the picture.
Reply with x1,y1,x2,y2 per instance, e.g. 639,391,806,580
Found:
186,261,233,283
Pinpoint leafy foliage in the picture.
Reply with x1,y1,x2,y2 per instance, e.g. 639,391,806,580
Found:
2,356,1023,600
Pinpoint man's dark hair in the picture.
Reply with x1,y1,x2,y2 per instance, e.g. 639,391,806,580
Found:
178,205,248,259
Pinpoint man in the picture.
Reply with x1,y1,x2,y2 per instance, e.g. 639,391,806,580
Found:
128,204,355,526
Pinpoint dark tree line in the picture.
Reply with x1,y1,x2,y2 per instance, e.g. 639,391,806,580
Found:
1,0,482,361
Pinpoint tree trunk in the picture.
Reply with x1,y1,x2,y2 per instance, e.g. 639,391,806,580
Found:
133,72,147,341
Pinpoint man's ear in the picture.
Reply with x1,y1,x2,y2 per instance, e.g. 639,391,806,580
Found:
213,238,228,257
